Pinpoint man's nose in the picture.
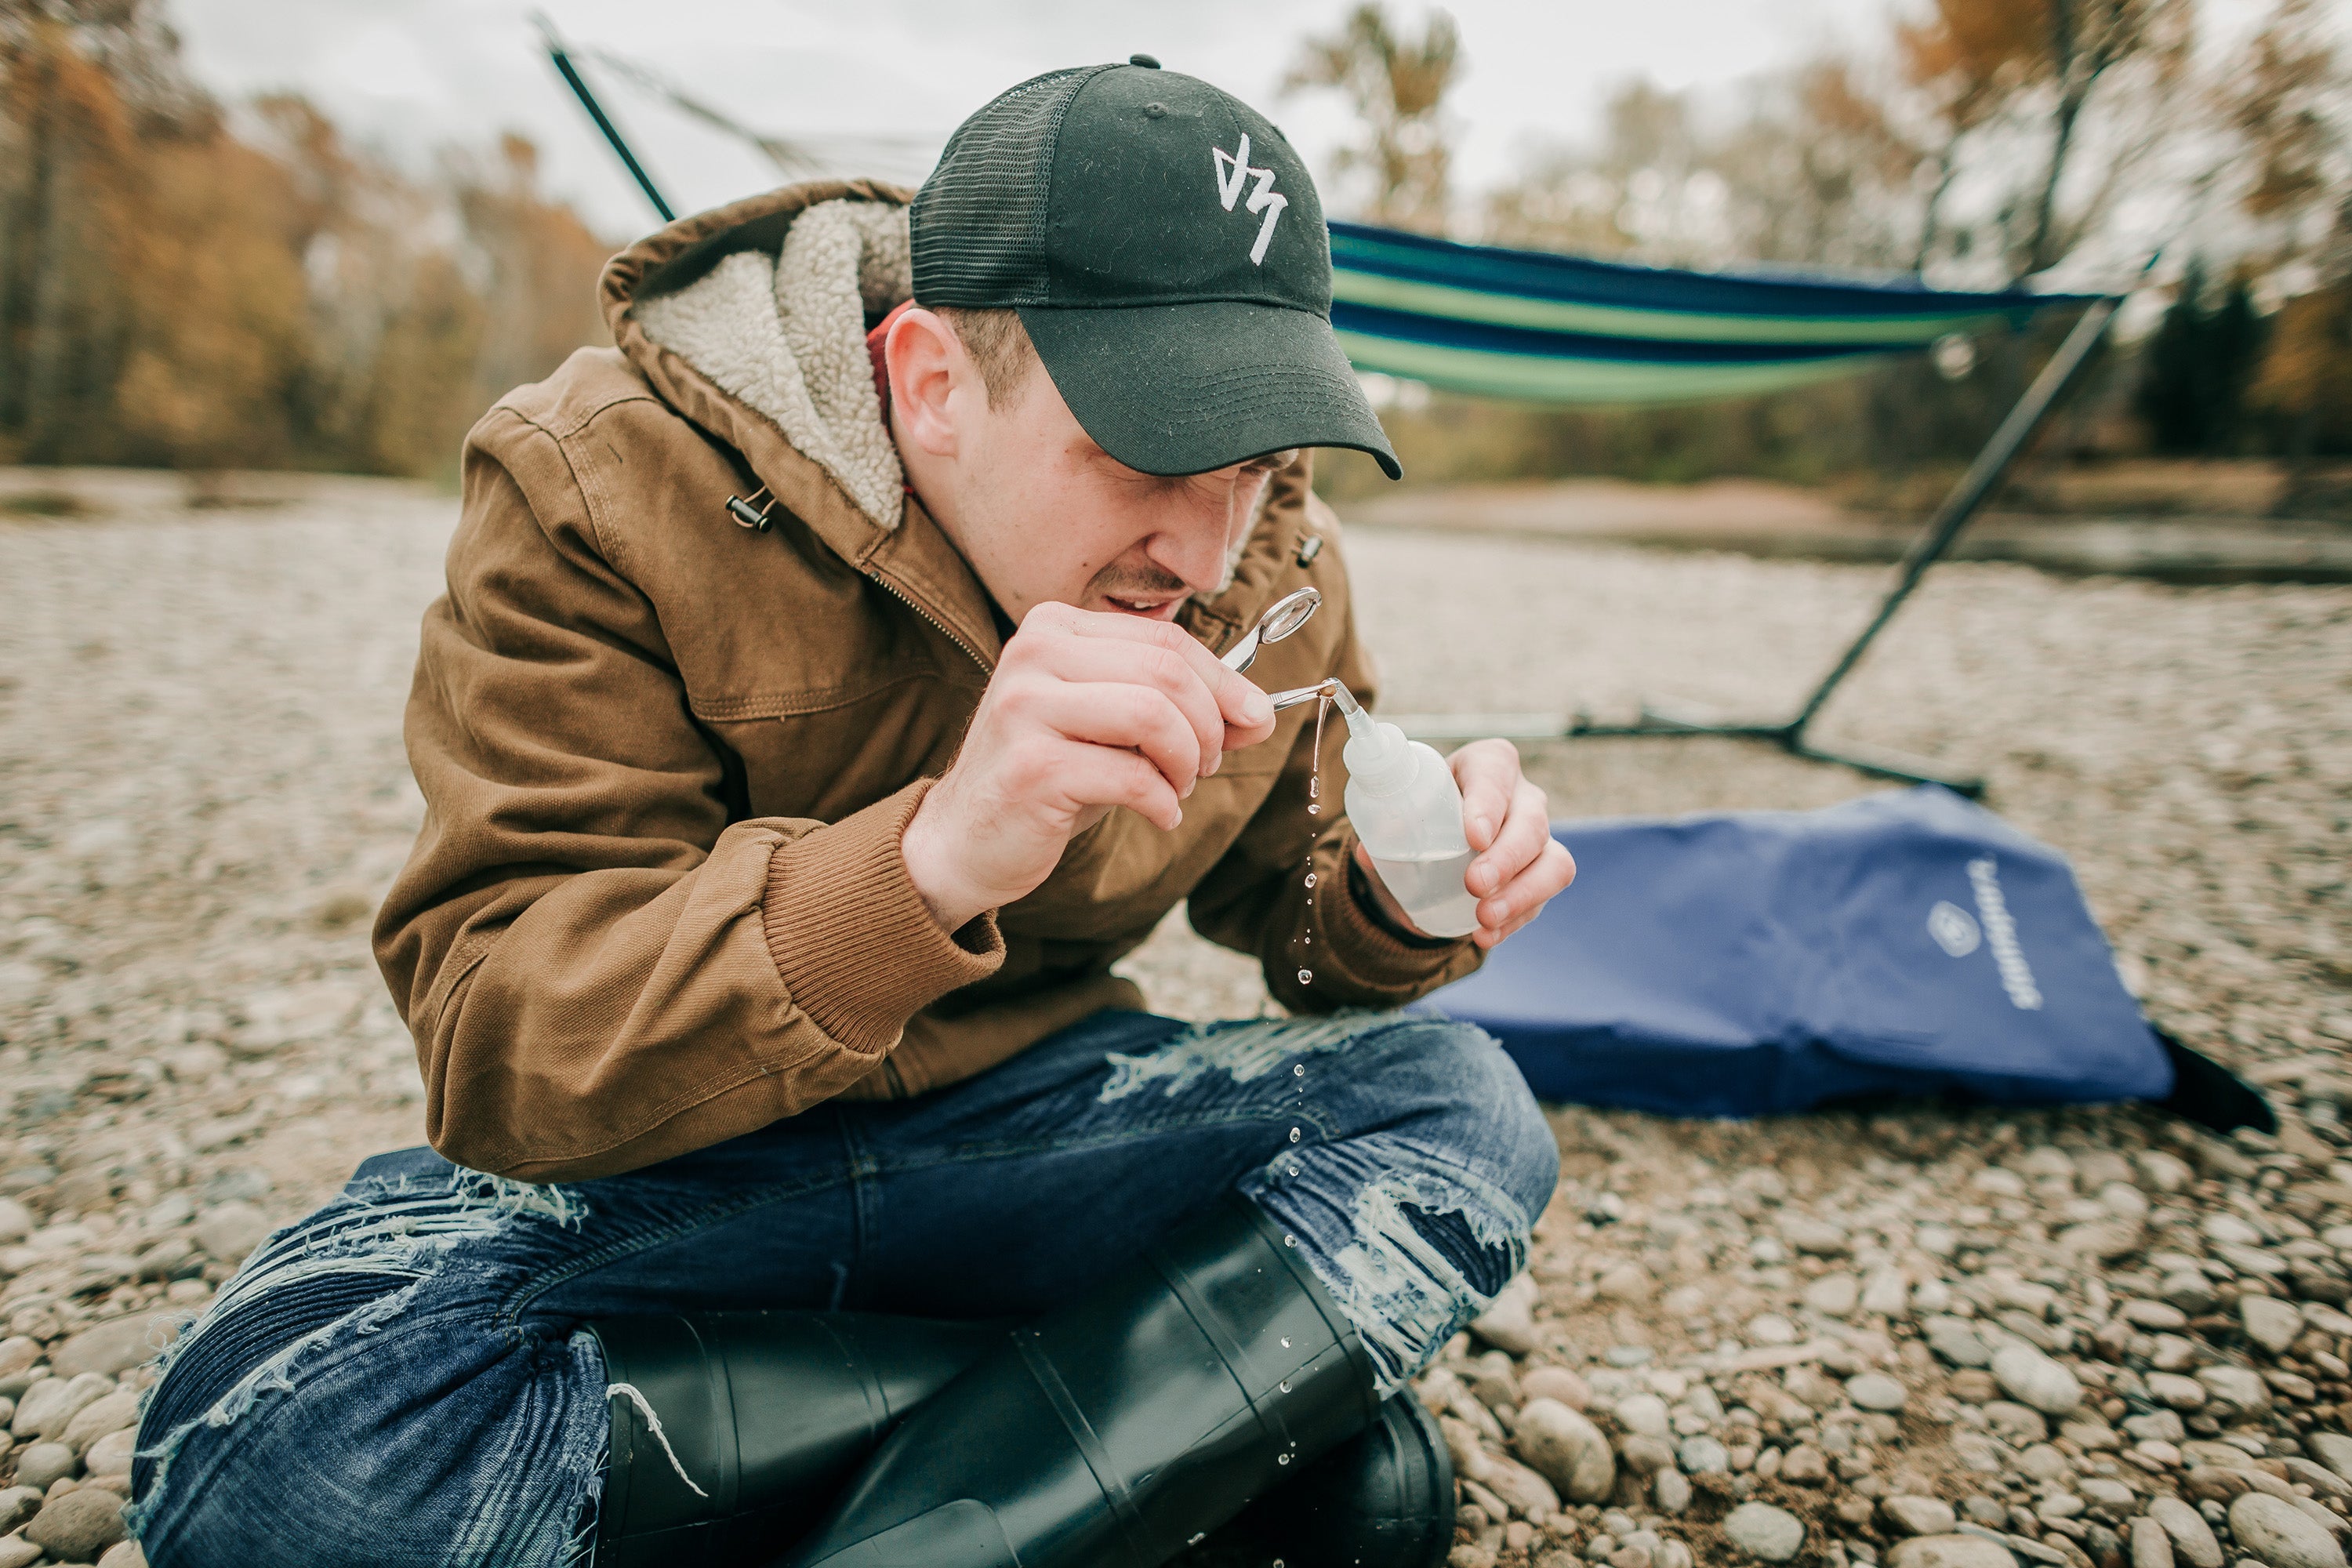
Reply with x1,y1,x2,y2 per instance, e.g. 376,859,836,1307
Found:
1141,510,1235,597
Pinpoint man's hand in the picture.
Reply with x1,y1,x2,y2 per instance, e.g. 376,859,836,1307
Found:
902,603,1278,932
1352,738,1576,950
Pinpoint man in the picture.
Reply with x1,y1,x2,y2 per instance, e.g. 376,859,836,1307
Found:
129,60,1573,1568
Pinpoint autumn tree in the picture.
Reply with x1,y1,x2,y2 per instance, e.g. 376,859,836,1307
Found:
1899,0,2195,280
1283,5,1461,235
2227,0,2352,469
1485,63,1932,273
0,0,617,477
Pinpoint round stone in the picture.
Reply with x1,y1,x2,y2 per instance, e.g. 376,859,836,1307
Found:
1746,1314,1800,1348
1618,1434,1676,1475
2197,1365,2271,1417
1780,1218,1849,1257
51,1312,180,1380
1848,1372,1908,1413
23,1486,129,1563
2241,1295,2305,1356
0,1536,42,1568
2226,1493,2347,1568
1926,1316,1993,1368
1653,1468,1691,1515
1512,1398,1616,1504
1597,1261,1657,1302
194,1200,274,1266
62,1389,139,1455
2307,1434,2352,1482
13,1439,77,1491
1991,1343,2082,1416
1780,1444,1829,1483
1805,1273,1860,1316
2148,1371,2208,1409
2130,1516,2175,1568
1983,1400,2051,1444
1881,1495,1959,1536
2148,1495,2225,1568
1887,1537,2020,1568
82,1426,137,1478
1677,1435,1729,1475
2123,1300,2190,1331
1521,1367,1591,1410
1615,1393,1671,1438
0,1485,42,1534
1722,1501,1806,1563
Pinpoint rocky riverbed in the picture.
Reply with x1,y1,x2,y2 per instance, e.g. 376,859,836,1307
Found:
2,469,2348,1567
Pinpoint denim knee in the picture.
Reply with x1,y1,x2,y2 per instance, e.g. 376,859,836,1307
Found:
1381,1017,1561,1238
1248,1015,1558,1388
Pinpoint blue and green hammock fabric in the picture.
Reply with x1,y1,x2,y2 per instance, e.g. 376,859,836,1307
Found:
1328,220,2107,405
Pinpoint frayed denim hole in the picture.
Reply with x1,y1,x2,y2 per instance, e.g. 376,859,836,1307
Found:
1395,1200,1523,1305
129,1271,413,1504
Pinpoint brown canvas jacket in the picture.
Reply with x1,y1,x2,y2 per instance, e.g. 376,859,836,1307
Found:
373,180,1483,1182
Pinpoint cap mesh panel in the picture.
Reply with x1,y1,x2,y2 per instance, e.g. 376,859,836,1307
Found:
911,65,1112,307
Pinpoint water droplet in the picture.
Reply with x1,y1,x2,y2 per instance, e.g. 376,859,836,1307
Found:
1289,1127,1301,1142
1307,804,1319,814
1293,1064,1305,1076
1281,1337,1292,1347
1279,1379,1291,1393
1296,968,1312,985
1289,1166,1300,1176
1283,1235,1296,1247
1277,1453,1291,1465
1303,872,1316,888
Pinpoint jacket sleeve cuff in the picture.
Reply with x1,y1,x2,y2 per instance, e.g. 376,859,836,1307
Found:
760,778,1004,1055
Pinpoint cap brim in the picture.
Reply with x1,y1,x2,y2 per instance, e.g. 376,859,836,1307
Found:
1018,300,1401,480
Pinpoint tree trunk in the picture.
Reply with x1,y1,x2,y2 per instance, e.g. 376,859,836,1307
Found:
2021,0,2085,280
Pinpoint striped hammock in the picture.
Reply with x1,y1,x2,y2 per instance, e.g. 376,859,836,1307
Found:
1328,221,2103,406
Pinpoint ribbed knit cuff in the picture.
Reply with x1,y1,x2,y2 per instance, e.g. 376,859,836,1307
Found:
760,779,1004,1056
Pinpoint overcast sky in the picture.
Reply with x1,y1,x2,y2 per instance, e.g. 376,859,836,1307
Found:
169,0,1901,240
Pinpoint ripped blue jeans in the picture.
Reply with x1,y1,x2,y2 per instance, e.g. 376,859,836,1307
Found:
128,1008,1559,1568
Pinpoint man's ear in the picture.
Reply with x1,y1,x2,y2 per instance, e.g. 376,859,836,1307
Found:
885,307,971,459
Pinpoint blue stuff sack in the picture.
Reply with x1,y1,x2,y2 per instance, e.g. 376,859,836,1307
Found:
1425,785,2267,1130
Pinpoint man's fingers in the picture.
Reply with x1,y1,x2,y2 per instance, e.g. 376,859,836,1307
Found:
1474,838,1577,935
1467,777,1552,898
1448,739,1522,851
1024,682,1205,801
1060,608,1277,742
1022,636,1226,777
1055,747,1187,831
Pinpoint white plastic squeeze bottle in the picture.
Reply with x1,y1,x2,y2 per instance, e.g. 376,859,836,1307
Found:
1339,699,1481,938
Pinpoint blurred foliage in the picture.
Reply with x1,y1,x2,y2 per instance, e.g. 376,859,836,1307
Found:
2135,262,2266,456
0,1,612,478
1282,5,1460,236
1301,0,2352,492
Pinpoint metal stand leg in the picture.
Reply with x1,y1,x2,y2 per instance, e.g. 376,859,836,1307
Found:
1450,296,2128,800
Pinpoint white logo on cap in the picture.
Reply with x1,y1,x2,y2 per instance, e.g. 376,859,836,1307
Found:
1211,132,1288,266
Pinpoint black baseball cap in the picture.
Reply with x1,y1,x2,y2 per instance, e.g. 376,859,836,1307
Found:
910,59,1402,481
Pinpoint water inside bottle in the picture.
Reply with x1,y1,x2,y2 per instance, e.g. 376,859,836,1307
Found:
1367,847,1481,938
1290,686,1339,988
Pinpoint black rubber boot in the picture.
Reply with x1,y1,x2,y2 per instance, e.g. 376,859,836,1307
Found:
1209,1392,1456,1568
781,1196,1381,1568
586,1310,1002,1567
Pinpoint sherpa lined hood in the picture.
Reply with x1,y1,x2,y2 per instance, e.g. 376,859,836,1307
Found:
604,180,918,535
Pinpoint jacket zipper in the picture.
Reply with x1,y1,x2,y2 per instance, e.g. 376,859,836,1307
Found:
865,569,992,675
